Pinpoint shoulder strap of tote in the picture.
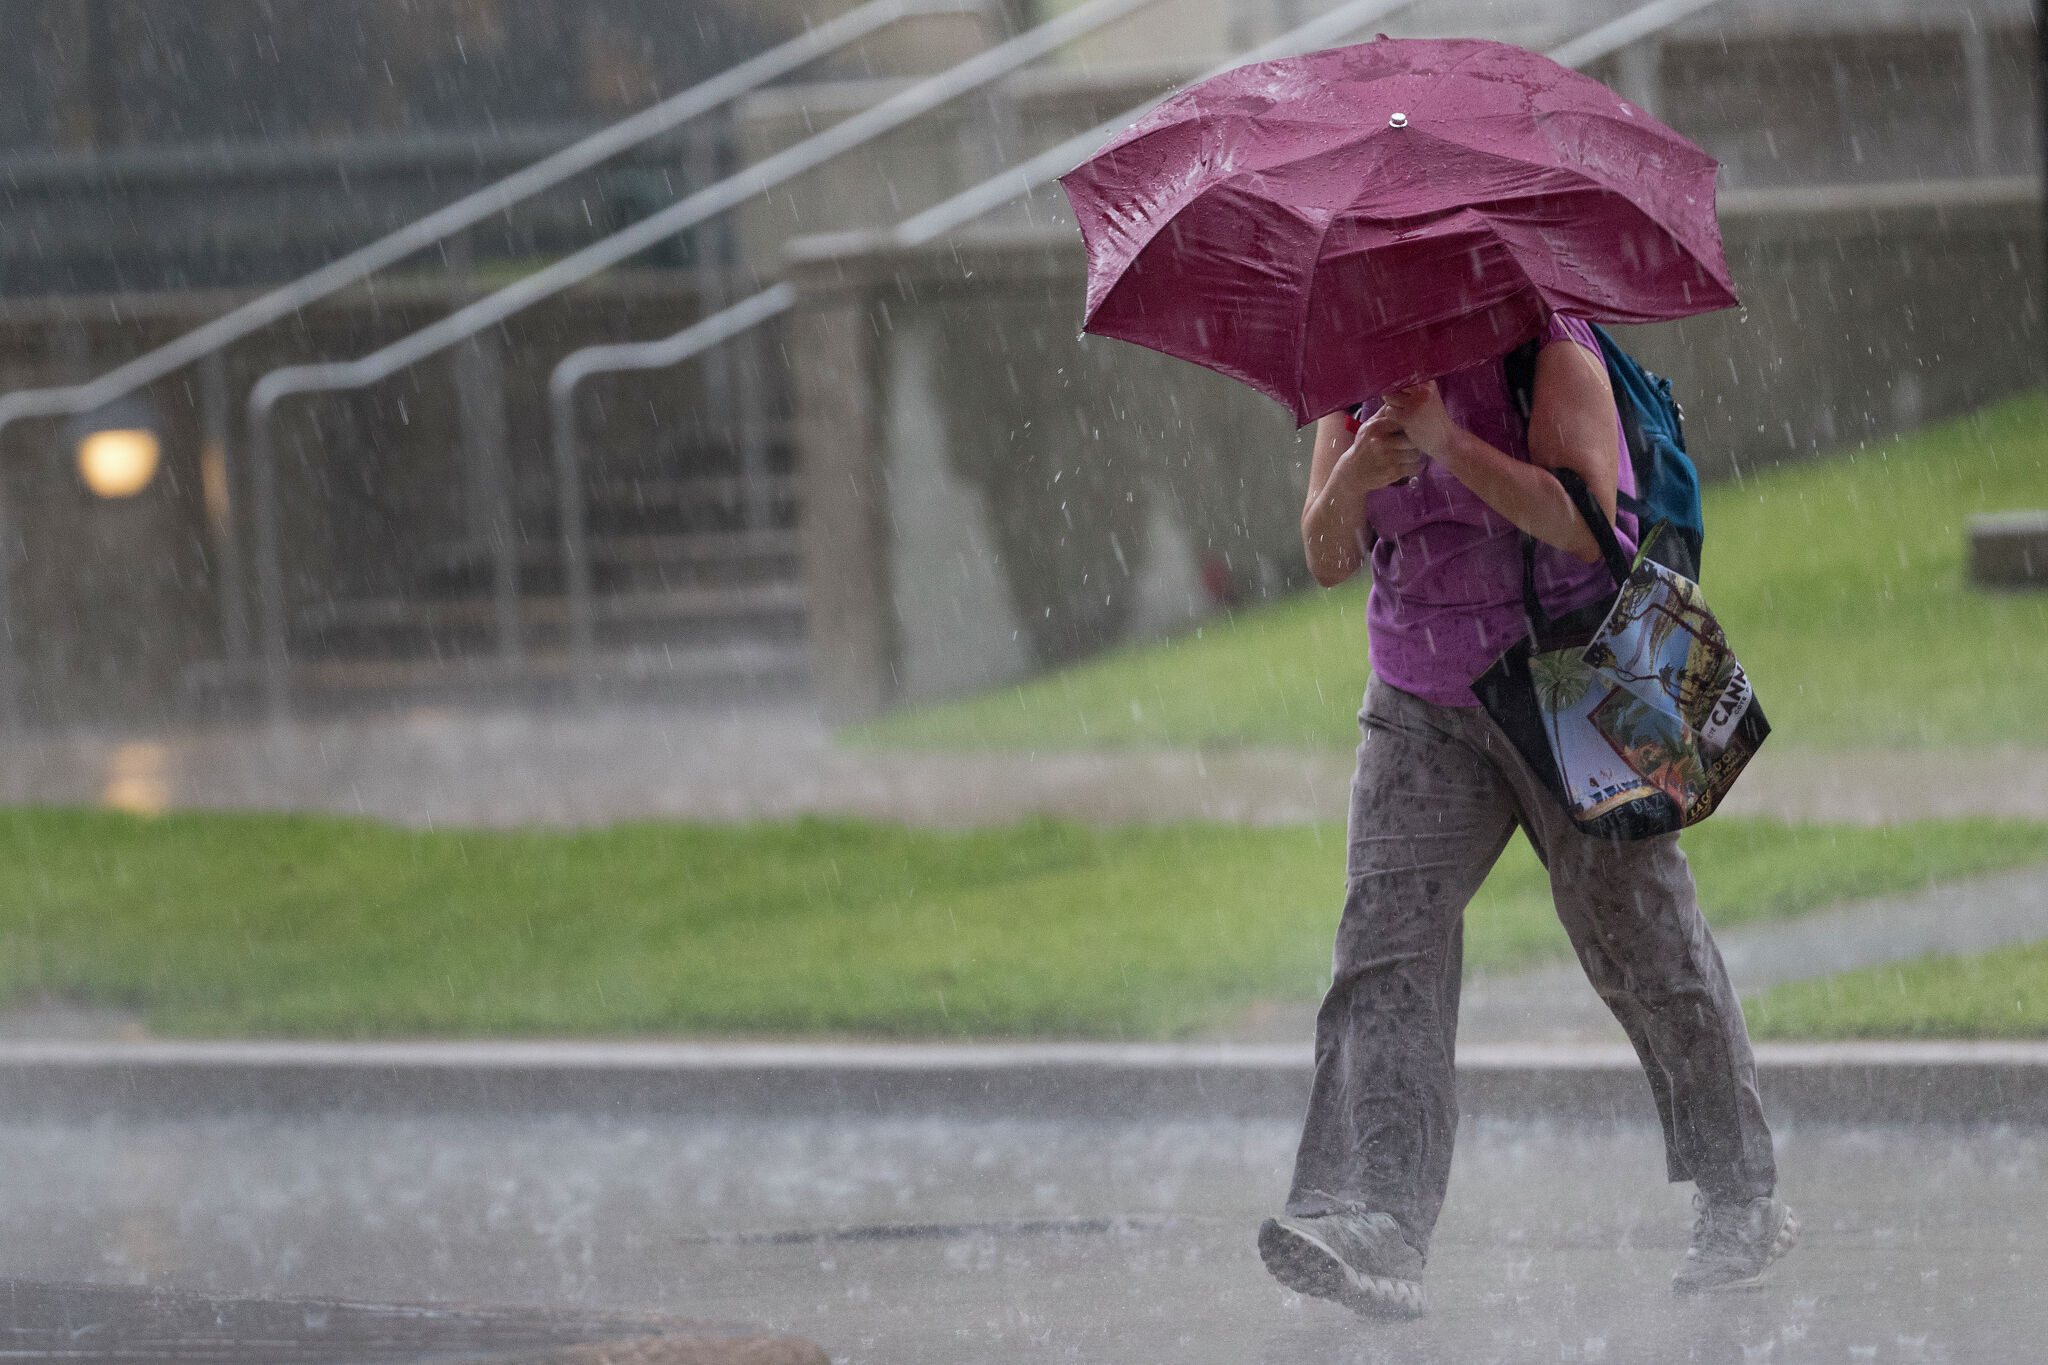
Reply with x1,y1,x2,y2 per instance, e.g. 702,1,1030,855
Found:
1519,467,1634,638
1502,336,1634,637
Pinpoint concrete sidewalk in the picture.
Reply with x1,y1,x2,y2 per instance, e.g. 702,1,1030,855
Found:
6,701,2044,827
1267,862,2048,1047
1,1036,2043,1125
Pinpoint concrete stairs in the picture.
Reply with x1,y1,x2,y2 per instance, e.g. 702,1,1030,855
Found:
232,437,811,711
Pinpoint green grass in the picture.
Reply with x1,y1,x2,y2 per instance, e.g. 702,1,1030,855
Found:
1748,938,2048,1040
2,806,2041,1038
854,391,2048,751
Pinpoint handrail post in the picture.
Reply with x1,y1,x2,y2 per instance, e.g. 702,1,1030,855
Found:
547,369,597,705
2038,0,2047,377
248,388,292,725
0,415,19,731
201,351,251,668
542,285,802,710
448,233,522,670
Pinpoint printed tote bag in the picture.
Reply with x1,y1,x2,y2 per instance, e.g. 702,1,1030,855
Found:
1471,469,1768,841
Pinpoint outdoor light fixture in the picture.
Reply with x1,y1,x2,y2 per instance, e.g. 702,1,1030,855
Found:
68,399,162,499
78,428,161,498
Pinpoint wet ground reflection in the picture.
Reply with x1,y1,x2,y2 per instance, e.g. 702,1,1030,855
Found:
0,1113,2035,1362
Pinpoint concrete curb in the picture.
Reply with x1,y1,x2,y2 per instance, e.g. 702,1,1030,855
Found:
0,1039,2043,1125
0,1277,830,1365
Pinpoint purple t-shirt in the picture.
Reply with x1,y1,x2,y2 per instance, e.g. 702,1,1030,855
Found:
1360,313,1636,708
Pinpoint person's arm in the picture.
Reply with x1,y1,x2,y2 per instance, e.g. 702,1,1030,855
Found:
1300,406,1422,586
1379,338,1620,564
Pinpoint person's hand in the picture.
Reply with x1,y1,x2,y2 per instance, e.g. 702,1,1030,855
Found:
1381,381,1454,461
1332,405,1424,493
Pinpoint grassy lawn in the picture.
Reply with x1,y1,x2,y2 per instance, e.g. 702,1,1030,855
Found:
2,806,2042,1038
1748,939,2048,1041
854,390,2048,751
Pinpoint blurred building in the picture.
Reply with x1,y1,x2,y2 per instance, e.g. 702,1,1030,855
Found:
0,0,981,720
0,0,2037,723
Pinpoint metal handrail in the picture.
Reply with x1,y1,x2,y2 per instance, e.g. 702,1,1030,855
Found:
1546,0,1723,69
243,0,1162,718
546,285,802,692
538,0,1733,697
0,0,979,725
537,0,1426,699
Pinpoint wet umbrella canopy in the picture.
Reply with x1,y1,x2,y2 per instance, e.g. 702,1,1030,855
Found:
1060,36,1740,425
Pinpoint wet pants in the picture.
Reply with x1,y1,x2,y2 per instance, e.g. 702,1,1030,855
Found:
1284,677,1777,1257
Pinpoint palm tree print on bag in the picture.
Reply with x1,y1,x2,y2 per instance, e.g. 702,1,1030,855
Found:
1528,648,1656,819
1529,647,1594,750
1582,562,1739,735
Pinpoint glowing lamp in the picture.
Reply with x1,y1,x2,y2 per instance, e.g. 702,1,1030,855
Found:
77,427,161,498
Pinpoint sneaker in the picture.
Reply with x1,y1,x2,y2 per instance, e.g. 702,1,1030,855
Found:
1257,1210,1425,1319
1671,1193,1798,1293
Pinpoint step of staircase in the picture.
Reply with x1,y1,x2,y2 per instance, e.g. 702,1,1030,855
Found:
185,640,813,712
416,528,803,597
301,580,805,633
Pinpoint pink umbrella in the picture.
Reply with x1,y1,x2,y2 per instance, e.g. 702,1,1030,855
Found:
1059,36,1737,425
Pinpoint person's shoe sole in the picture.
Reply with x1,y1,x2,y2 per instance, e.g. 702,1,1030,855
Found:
1257,1217,1424,1319
1672,1204,1800,1295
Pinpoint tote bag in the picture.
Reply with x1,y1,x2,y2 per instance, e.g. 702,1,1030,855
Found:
1470,469,1768,841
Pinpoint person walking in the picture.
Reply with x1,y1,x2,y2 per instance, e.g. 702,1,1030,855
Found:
1251,313,1795,1318
1058,35,1797,1317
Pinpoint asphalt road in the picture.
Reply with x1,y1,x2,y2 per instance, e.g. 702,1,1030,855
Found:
0,1110,2038,1363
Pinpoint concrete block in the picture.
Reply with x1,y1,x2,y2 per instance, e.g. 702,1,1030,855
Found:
1969,509,2048,588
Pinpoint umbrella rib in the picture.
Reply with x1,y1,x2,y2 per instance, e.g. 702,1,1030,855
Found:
1291,205,1344,424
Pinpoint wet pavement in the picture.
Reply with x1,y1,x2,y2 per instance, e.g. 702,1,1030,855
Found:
0,1109,2040,1363
4,702,2044,829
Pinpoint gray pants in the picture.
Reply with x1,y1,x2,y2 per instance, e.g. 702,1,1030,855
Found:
1285,677,1776,1257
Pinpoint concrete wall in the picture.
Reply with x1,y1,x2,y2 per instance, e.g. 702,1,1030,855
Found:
787,179,2047,721
1615,180,2046,477
789,232,1311,719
